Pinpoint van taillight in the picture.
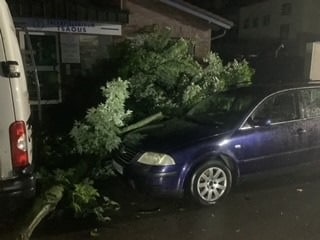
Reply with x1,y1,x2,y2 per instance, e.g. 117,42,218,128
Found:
9,121,29,169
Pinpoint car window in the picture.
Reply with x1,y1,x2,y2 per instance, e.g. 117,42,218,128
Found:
299,88,320,118
186,91,257,126
188,91,257,116
251,91,298,123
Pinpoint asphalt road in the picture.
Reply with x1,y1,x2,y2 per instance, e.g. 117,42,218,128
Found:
3,162,320,240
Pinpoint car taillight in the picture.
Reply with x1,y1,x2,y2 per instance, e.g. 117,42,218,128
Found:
9,121,29,169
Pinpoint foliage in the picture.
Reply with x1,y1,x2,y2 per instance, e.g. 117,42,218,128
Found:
36,132,77,170
70,78,131,157
71,179,119,222
32,78,130,226
182,53,254,108
69,27,254,159
223,58,254,88
72,178,99,217
117,26,254,118
91,161,116,180
36,166,119,222
118,26,201,117
68,26,255,163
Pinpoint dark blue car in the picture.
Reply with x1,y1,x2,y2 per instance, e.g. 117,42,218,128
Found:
113,84,320,205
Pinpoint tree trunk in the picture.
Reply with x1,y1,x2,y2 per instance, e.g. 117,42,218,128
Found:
120,112,164,135
18,185,64,240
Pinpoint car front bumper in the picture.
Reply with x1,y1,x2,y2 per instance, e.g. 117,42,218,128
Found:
113,160,183,197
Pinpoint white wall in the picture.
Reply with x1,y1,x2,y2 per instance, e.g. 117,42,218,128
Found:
238,0,317,41
301,0,320,36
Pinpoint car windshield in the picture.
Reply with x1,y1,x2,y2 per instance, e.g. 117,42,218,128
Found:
186,90,258,126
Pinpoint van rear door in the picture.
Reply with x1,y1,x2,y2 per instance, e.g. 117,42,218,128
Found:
0,0,32,179
0,29,17,179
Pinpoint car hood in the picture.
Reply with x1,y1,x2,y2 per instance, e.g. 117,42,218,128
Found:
124,118,230,152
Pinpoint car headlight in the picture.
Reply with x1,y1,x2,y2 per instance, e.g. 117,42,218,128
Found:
137,152,176,166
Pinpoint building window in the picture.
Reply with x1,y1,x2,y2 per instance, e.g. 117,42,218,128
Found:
281,3,292,16
263,15,271,26
280,24,290,40
243,18,250,29
252,17,259,28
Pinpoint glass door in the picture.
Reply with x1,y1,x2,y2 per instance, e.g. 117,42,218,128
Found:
19,31,62,104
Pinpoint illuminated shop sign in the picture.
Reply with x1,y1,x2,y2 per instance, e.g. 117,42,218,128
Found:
15,18,122,35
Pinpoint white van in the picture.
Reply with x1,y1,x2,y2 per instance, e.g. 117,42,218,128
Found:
0,0,35,200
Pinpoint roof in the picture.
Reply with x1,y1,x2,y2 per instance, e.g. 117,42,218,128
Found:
159,0,234,29
228,82,320,98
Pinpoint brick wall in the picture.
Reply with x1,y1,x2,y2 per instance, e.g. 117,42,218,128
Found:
123,0,212,58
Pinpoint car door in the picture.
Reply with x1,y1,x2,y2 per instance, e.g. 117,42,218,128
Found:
230,90,306,175
297,87,320,161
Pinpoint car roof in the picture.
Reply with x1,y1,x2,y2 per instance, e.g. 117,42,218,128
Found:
227,82,320,98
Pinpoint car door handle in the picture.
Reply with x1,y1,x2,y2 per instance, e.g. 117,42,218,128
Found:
296,128,307,136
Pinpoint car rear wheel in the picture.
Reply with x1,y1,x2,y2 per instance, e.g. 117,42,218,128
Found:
190,161,232,205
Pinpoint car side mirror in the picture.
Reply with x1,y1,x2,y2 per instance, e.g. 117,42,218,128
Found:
247,117,272,127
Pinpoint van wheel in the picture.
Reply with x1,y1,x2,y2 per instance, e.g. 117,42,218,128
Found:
190,161,232,205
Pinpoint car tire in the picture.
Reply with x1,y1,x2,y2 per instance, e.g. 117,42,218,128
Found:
190,160,232,206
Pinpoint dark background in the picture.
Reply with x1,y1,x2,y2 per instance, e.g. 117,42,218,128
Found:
185,0,265,13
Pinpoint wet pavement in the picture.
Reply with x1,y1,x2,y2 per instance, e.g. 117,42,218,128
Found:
2,162,320,240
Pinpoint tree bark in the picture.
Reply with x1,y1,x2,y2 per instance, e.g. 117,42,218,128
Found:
18,185,64,240
120,112,164,135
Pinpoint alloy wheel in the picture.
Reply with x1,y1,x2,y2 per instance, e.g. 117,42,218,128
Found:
196,167,228,202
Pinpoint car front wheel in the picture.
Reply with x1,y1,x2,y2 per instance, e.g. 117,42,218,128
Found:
190,161,232,205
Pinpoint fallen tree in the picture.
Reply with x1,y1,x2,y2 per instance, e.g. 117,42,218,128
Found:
18,185,64,240
16,27,254,239
17,79,164,239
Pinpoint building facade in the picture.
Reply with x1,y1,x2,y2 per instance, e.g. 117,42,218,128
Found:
239,0,320,57
7,0,232,108
237,0,320,83
124,0,233,58
8,0,128,105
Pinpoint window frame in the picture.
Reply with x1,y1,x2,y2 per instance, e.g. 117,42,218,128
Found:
280,24,290,40
281,3,292,16
298,88,320,119
248,90,301,126
252,17,259,28
262,15,271,27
